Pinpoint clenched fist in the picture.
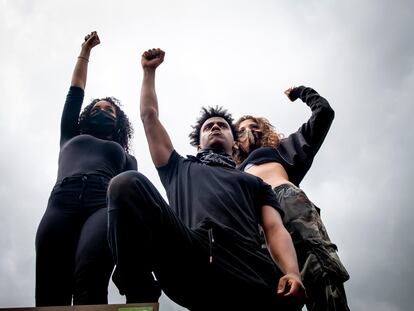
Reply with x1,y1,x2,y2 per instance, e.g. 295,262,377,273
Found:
81,31,100,51
142,48,165,70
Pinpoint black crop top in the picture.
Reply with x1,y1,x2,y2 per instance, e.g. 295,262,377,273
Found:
238,86,334,186
239,146,294,174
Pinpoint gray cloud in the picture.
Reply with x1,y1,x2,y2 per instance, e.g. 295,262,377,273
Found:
1,0,413,310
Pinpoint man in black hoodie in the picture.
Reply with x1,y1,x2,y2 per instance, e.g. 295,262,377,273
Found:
107,48,304,310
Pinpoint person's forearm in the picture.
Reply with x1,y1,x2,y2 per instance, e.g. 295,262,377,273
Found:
71,47,91,89
298,86,334,155
300,87,334,116
140,68,159,122
266,226,300,276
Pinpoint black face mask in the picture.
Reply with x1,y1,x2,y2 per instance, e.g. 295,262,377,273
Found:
81,110,117,138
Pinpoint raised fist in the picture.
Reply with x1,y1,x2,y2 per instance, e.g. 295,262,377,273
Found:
81,31,100,51
284,86,301,102
142,48,165,70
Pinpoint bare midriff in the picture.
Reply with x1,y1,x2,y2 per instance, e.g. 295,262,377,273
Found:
245,162,293,188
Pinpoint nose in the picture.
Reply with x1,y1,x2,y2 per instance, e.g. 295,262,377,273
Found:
211,123,221,131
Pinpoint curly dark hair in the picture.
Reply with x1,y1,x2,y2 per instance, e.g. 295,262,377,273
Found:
189,106,238,147
79,97,133,153
234,115,284,165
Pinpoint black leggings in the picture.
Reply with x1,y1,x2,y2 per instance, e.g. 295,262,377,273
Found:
107,171,299,311
35,174,114,306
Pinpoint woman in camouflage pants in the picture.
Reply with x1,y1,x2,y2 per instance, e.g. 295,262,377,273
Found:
235,86,350,311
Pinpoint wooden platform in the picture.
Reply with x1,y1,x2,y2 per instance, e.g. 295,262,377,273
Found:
0,303,159,311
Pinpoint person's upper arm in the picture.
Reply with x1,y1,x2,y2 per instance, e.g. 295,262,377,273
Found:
294,86,335,156
157,150,182,188
60,86,84,147
261,204,284,235
258,182,284,221
141,108,174,167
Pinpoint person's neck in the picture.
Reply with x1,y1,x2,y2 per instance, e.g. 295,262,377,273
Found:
196,148,236,169
199,147,230,156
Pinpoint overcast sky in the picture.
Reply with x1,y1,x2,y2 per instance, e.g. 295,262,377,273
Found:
1,0,413,310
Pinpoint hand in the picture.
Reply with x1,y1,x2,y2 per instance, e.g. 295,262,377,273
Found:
284,87,293,98
284,86,302,102
277,273,306,299
81,31,100,51
142,48,165,70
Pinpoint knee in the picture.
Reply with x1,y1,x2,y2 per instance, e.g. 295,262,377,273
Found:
109,170,138,195
108,171,155,211
109,170,147,197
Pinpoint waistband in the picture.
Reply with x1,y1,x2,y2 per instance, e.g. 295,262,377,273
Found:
272,182,300,193
57,173,110,186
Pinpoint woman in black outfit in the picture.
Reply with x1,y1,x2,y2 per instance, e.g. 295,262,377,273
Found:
35,31,137,306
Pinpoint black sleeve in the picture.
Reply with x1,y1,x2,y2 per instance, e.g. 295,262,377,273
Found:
60,86,84,147
156,150,182,189
259,182,284,219
291,86,335,156
125,154,138,171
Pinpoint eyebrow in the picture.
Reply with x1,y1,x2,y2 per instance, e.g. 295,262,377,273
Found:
243,123,257,128
203,121,228,128
94,105,115,111
202,122,214,129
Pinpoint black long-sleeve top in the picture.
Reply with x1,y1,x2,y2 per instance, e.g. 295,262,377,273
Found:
56,86,137,182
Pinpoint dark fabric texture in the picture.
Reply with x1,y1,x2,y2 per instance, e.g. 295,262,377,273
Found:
58,87,137,181
35,87,137,306
194,148,236,168
157,150,283,244
238,86,334,186
273,184,350,310
305,275,350,311
80,109,116,139
35,175,114,306
108,171,301,310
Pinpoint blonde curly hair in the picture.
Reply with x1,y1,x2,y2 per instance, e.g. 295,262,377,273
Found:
234,115,284,165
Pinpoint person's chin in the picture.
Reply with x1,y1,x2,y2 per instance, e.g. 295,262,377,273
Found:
206,140,226,150
239,144,250,153
208,136,225,145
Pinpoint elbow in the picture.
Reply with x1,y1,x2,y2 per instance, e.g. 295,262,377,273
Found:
320,98,335,122
140,106,159,124
325,105,335,122
327,105,335,122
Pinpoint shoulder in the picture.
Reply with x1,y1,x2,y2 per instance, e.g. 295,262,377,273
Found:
156,150,185,171
126,153,138,169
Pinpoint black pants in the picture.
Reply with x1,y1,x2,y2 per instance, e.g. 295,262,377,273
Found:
108,171,300,311
35,174,114,306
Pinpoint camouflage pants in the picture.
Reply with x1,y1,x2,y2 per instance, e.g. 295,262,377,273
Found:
273,184,350,311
